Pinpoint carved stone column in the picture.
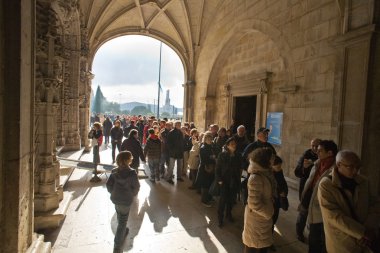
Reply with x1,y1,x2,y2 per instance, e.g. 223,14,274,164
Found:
34,78,62,212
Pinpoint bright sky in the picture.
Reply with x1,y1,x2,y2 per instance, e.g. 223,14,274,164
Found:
92,35,185,108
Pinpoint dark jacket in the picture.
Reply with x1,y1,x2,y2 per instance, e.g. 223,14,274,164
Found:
160,128,170,153
215,149,241,192
273,170,288,208
106,166,140,206
195,143,216,188
144,136,161,160
103,119,113,136
121,137,145,169
123,124,138,138
167,128,184,158
294,148,318,200
183,134,192,152
233,134,250,155
110,126,123,143
213,135,228,156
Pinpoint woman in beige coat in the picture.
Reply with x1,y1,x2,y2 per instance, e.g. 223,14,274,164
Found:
242,148,276,253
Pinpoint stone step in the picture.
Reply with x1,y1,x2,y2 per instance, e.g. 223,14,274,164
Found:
56,146,64,156
60,166,75,188
26,233,51,253
59,147,85,161
34,191,73,230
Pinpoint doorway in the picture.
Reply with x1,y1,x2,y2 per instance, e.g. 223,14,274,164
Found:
234,96,257,140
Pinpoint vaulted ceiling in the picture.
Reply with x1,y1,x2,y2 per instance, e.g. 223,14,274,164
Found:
80,0,224,69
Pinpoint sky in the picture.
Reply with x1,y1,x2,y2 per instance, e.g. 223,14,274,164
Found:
92,35,185,108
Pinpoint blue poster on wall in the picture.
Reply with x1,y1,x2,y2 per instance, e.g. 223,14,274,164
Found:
266,112,283,145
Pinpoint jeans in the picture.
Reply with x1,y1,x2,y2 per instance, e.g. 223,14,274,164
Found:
93,145,100,164
218,185,234,221
296,211,308,237
182,151,189,175
111,141,121,162
308,223,327,253
114,204,131,251
159,152,169,175
189,169,198,185
272,205,280,233
148,158,160,180
104,135,110,144
166,157,183,180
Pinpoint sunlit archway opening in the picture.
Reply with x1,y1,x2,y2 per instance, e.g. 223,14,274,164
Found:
91,35,184,120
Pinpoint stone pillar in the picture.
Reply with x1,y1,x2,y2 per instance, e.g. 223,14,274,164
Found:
0,0,44,252
182,80,195,122
35,98,61,212
202,95,216,129
331,24,379,194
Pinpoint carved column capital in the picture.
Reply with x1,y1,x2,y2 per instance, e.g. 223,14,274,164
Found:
36,77,62,103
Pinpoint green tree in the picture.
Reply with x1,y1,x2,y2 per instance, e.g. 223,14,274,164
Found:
92,86,106,113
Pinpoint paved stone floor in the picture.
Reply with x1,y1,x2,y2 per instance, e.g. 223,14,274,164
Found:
44,144,308,253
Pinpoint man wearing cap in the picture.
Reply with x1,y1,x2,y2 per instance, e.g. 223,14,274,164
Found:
242,127,276,160
240,127,277,204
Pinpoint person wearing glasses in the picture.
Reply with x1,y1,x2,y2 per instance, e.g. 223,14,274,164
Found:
318,150,380,253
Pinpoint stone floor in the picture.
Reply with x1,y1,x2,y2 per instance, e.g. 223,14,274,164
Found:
43,144,308,253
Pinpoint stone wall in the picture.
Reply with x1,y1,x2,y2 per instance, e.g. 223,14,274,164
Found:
194,0,342,177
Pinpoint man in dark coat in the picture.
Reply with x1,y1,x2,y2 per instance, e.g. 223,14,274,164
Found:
123,120,138,138
233,125,250,155
165,121,184,184
110,120,124,163
159,121,171,178
121,129,145,172
103,117,113,145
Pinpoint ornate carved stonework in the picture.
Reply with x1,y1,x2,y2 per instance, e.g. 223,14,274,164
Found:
52,0,79,32
36,78,62,103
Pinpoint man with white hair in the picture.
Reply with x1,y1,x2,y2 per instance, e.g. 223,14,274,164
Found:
318,150,380,253
233,125,250,155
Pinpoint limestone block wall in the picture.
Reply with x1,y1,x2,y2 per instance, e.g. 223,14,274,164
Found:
193,0,343,178
1,0,35,252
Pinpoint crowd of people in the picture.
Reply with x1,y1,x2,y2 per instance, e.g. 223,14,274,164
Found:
88,114,380,253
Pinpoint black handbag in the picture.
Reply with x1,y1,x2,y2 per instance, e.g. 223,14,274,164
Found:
280,196,289,211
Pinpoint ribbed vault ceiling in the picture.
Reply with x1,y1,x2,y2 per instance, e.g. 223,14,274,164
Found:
80,0,224,69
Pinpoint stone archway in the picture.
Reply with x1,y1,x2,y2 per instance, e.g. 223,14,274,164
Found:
193,18,294,130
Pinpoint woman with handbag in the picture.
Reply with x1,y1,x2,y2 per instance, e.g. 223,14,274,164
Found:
195,132,216,207
215,137,241,227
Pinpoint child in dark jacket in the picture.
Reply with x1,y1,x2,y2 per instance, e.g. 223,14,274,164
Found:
271,155,289,250
106,151,140,253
